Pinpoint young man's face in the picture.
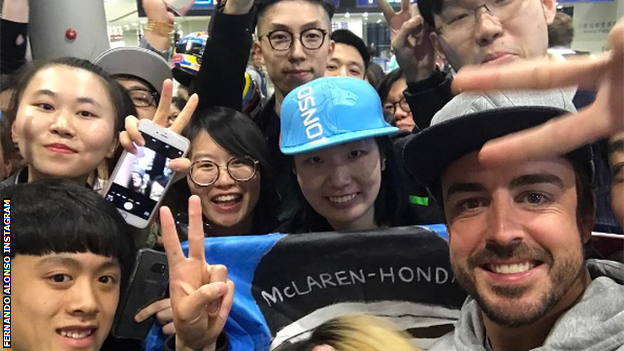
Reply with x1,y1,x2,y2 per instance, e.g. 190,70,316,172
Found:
441,153,591,326
13,252,121,351
254,1,335,100
325,43,366,79
431,0,556,70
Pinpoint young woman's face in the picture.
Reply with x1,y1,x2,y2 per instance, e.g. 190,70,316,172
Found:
187,131,262,234
294,138,384,231
11,65,117,183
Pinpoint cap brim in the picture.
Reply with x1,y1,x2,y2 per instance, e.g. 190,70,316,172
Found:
281,126,398,155
403,106,592,189
95,47,171,95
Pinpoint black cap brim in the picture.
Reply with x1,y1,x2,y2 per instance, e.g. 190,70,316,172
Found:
403,106,593,190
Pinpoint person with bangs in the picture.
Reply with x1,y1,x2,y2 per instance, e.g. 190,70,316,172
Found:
0,57,134,190
164,106,280,236
6,179,137,351
277,77,408,232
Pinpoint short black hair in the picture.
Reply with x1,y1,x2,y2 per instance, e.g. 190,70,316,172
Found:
255,0,335,31
165,106,280,234
282,137,408,232
1,57,130,165
4,179,136,290
377,68,404,104
331,29,371,68
418,0,444,28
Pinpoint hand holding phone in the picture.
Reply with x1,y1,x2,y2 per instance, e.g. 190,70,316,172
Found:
119,79,196,175
160,195,235,351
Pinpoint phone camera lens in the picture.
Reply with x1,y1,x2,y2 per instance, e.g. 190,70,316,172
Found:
151,263,167,274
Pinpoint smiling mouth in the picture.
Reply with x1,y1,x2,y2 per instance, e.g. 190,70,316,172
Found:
57,328,95,340
212,194,242,206
482,261,543,275
328,193,358,204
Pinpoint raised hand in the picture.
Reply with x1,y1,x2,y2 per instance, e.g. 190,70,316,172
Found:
379,0,414,38
222,0,254,15
142,0,175,25
160,196,235,351
380,0,437,81
452,19,624,166
119,79,195,173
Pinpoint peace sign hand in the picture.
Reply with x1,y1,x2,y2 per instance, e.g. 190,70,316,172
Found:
161,195,235,351
119,79,196,174
452,18,624,166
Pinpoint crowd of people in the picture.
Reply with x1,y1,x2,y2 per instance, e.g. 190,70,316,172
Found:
1,0,623,350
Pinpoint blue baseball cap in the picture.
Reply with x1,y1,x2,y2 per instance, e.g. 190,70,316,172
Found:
280,77,398,155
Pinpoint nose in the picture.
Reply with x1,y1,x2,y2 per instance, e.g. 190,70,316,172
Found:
327,165,351,188
68,281,99,317
50,110,75,138
213,166,236,188
289,37,307,62
394,105,411,120
485,194,525,246
338,66,349,77
474,10,503,47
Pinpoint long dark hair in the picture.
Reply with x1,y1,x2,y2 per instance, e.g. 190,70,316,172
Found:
282,136,407,233
165,106,280,234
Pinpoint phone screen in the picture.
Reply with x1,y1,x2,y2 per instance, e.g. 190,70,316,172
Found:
105,132,184,220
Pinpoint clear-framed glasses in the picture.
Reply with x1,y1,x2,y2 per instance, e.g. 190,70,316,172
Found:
436,0,525,39
189,156,259,187
383,97,411,115
259,28,328,51
128,88,159,108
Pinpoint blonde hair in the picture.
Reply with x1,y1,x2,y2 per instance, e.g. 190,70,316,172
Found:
304,315,422,351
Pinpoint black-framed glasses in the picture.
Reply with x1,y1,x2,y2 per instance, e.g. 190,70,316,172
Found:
435,0,524,38
383,97,411,115
128,88,159,108
259,28,328,51
189,156,259,187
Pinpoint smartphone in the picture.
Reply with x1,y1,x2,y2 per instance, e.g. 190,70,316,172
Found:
163,0,195,16
103,119,190,229
112,249,170,340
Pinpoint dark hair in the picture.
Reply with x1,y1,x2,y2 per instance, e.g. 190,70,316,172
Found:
0,74,15,94
283,136,407,233
4,179,136,290
0,57,130,166
548,12,575,48
377,68,404,104
331,30,371,69
418,0,445,28
172,96,187,112
166,106,280,234
255,0,335,31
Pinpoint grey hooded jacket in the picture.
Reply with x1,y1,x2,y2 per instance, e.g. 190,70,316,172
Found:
431,259,624,351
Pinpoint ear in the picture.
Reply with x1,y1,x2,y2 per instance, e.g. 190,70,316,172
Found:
380,153,387,171
430,31,446,62
326,40,335,63
541,0,557,24
253,41,264,61
11,121,18,144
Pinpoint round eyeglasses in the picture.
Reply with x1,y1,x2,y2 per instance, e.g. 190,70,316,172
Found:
259,28,328,51
189,156,259,187
383,97,411,115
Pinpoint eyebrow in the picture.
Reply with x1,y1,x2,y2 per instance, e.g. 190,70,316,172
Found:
509,173,564,189
33,89,101,108
329,57,364,68
192,153,217,160
446,182,488,198
37,256,119,271
608,138,624,154
269,20,324,31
